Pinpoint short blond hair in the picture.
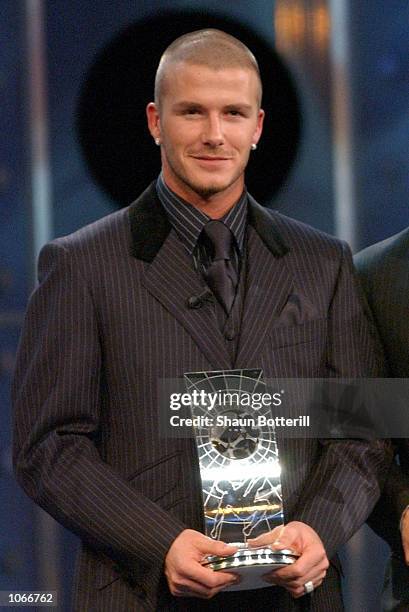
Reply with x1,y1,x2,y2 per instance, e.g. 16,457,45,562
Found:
155,29,262,108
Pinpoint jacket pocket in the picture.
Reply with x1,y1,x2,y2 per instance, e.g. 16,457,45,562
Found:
268,318,328,349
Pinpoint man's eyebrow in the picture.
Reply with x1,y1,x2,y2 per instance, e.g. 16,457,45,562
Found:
172,101,204,110
171,102,254,111
223,103,253,112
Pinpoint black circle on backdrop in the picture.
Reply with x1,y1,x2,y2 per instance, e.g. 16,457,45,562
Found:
76,11,301,207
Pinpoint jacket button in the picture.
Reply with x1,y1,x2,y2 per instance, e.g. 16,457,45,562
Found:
187,296,203,309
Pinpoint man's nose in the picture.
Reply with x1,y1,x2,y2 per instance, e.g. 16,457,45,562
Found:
202,114,224,147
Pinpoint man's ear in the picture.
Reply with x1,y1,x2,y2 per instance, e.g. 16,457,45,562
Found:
146,102,161,142
253,108,265,145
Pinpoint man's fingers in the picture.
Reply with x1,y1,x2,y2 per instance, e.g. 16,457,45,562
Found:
249,524,300,553
167,567,239,598
248,525,285,548
291,571,327,599
169,574,238,599
202,567,240,589
199,539,238,558
180,564,239,590
165,530,240,599
273,548,328,581
265,566,327,588
248,522,329,598
170,577,218,599
268,524,300,551
263,569,327,598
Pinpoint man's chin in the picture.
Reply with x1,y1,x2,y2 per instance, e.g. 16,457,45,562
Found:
193,185,226,199
185,178,236,200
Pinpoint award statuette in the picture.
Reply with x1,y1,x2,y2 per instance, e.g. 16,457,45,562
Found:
184,369,298,591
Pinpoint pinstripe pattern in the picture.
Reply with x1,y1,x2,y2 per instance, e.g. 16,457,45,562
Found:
156,173,247,255
355,228,409,552
156,174,245,306
12,183,390,611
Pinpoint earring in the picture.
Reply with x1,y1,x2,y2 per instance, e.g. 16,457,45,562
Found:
155,138,161,146
251,143,257,151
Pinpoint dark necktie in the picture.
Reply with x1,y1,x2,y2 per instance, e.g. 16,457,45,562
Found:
202,220,238,314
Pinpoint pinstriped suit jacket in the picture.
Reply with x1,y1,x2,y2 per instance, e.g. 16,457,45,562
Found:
13,183,390,611
355,227,409,553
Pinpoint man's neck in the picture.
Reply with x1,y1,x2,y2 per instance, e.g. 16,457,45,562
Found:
197,199,236,220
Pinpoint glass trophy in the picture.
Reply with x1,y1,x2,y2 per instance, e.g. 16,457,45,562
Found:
184,369,298,591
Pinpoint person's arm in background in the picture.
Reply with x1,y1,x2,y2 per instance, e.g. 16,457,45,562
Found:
355,242,409,564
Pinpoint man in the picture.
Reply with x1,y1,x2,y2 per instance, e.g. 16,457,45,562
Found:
355,227,409,610
13,29,390,611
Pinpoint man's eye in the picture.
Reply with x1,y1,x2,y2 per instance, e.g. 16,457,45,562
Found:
227,110,242,117
185,108,200,115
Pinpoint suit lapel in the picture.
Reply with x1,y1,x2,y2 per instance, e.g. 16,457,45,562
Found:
129,183,231,369
235,197,292,367
128,185,294,369
142,234,232,369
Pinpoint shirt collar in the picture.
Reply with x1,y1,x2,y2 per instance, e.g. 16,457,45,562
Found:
156,173,247,256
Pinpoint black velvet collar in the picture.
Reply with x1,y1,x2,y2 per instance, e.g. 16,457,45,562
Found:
129,182,289,262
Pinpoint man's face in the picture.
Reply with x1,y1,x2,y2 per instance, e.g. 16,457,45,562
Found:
147,62,264,205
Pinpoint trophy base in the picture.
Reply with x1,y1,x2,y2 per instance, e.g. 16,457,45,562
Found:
202,544,299,591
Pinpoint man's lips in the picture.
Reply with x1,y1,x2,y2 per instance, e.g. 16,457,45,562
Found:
190,155,233,161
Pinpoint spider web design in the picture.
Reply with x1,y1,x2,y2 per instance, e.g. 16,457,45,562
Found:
184,369,284,543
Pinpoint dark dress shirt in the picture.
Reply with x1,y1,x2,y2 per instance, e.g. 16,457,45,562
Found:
156,173,246,287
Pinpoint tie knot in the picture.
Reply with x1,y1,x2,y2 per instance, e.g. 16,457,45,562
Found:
203,220,233,261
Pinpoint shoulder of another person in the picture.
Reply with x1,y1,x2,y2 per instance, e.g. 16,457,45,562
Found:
355,226,409,274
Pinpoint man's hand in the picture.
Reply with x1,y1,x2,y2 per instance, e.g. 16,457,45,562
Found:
401,508,409,564
164,529,239,599
248,521,329,599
